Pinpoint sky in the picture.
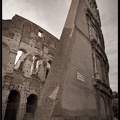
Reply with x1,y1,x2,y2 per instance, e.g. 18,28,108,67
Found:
2,0,118,92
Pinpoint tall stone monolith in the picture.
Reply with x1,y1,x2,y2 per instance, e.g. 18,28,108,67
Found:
35,0,113,120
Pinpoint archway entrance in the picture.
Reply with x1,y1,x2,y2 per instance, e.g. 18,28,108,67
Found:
23,94,38,120
26,94,38,114
4,90,20,120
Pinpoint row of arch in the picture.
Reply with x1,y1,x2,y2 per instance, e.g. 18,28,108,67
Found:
4,90,38,120
2,42,52,80
14,49,52,79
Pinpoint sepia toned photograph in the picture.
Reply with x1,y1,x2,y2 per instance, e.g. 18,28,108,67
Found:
2,0,118,120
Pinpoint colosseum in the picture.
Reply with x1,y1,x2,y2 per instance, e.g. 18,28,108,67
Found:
2,0,113,120
2,14,59,120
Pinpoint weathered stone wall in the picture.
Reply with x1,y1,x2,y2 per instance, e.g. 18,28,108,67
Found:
2,14,58,120
34,0,113,120
2,0,113,119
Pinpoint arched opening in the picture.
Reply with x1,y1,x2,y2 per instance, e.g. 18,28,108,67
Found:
14,50,23,64
38,30,43,38
14,49,27,71
26,94,38,115
32,56,40,70
4,90,20,120
31,55,42,77
45,60,52,79
45,68,49,79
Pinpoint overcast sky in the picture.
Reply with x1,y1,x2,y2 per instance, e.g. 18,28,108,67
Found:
2,0,118,92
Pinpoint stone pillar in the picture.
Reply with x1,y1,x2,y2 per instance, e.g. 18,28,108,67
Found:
92,47,97,75
2,85,10,120
14,30,22,44
23,58,33,78
6,30,22,73
6,50,17,73
16,90,26,120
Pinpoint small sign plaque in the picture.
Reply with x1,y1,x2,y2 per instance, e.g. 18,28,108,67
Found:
77,71,85,82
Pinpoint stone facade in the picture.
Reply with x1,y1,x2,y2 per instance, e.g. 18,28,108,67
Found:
2,14,58,120
2,0,113,120
34,0,113,120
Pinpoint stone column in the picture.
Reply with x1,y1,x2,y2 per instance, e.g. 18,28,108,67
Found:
2,85,10,120
16,90,26,120
92,47,97,75
6,50,17,73
6,30,21,73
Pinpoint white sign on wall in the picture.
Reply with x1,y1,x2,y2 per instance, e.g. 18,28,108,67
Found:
77,71,85,82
